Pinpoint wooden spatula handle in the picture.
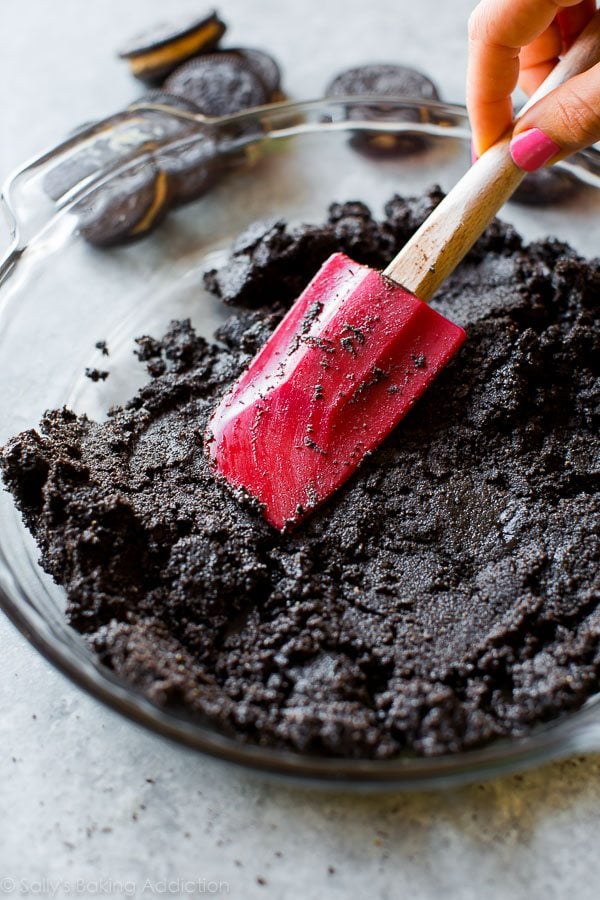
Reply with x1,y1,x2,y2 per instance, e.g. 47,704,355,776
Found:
385,9,600,302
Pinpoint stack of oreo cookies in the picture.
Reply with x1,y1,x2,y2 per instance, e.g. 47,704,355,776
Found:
46,12,575,248
45,10,287,247
118,11,228,83
45,102,217,246
117,11,284,105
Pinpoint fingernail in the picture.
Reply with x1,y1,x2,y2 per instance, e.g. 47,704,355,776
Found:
509,128,561,172
470,139,478,165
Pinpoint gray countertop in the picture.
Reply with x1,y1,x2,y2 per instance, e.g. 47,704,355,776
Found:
1,2,600,898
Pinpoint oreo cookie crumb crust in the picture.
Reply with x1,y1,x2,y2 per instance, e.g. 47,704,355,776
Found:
2,189,599,759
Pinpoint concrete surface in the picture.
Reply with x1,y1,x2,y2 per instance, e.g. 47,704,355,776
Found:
1,1,600,898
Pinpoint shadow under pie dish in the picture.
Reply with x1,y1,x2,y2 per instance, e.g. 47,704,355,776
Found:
0,98,599,787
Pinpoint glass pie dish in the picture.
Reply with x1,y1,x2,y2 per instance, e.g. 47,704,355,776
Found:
0,96,599,789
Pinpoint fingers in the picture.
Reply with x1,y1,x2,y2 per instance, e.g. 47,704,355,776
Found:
518,23,563,94
467,0,593,155
467,37,519,157
519,23,563,70
510,61,600,170
556,0,597,48
519,60,557,95
469,0,584,49
518,2,598,95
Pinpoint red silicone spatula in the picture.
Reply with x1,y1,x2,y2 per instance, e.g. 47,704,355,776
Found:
206,13,600,531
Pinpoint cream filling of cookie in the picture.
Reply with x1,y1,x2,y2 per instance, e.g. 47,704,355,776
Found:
129,21,223,75
132,170,168,234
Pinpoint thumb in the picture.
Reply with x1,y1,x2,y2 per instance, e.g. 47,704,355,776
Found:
509,62,600,171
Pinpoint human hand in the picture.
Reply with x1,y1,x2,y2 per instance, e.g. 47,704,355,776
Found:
467,0,600,170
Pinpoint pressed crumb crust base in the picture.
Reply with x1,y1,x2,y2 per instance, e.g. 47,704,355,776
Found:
2,189,599,759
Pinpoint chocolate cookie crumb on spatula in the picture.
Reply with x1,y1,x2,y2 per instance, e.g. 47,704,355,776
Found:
118,10,226,83
206,15,600,530
325,64,440,157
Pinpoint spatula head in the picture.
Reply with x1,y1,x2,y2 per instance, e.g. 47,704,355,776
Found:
205,252,466,530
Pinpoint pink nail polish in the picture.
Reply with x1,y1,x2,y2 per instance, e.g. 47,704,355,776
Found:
509,128,561,172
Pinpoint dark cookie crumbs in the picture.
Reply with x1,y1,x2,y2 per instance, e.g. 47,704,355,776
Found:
2,188,599,759
84,367,109,382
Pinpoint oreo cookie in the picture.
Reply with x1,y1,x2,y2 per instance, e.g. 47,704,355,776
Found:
134,94,222,207
75,161,169,247
44,141,115,203
155,131,222,206
118,10,226,83
44,109,194,202
510,167,580,206
226,48,283,100
164,54,269,117
325,64,440,157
